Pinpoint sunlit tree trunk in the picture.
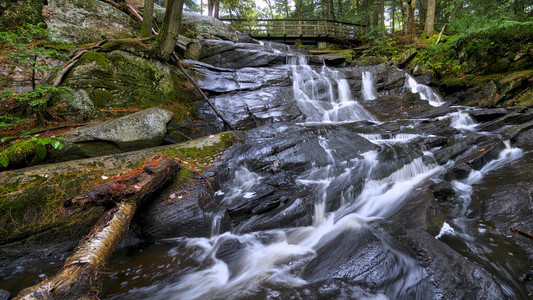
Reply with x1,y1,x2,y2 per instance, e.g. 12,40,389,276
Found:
214,1,219,18
297,0,303,19
208,0,214,16
141,0,154,37
424,0,436,37
160,0,184,60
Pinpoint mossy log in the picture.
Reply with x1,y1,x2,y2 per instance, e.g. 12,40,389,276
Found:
15,155,179,300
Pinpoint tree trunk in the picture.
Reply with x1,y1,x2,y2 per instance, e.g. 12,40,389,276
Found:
327,0,336,20
372,0,379,28
424,0,436,37
338,0,343,19
380,0,385,30
160,0,185,61
285,0,290,17
214,1,219,18
403,0,416,35
208,0,214,17
15,156,180,300
392,0,396,32
142,0,155,37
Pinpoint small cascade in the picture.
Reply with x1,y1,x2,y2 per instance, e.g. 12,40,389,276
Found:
449,110,477,130
362,71,377,100
218,167,263,205
289,56,376,123
405,74,444,107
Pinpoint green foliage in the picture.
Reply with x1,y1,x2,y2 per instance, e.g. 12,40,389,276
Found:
363,35,400,57
0,136,66,168
0,23,69,88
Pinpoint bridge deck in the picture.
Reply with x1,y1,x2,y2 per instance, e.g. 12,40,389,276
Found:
220,19,366,42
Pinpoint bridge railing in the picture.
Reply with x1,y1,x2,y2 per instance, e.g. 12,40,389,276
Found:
219,19,365,40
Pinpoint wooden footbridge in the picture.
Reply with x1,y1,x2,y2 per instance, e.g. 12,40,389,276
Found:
220,19,366,45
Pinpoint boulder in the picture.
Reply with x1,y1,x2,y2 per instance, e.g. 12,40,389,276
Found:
467,108,507,122
0,0,44,31
361,92,448,121
57,89,103,123
63,50,197,114
42,0,138,44
186,39,286,69
476,111,533,132
65,107,174,151
392,48,417,69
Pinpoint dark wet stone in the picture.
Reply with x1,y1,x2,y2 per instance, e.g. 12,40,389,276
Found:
467,108,508,122
422,136,449,149
476,111,533,132
444,162,471,181
460,139,505,170
0,289,10,300
431,181,456,201
362,92,448,121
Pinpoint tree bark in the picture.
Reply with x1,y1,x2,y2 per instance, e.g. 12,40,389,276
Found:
403,0,416,35
327,0,336,20
424,0,436,37
373,0,379,28
208,0,214,16
214,1,219,18
338,0,343,19
380,0,385,30
142,0,155,37
160,0,185,61
15,155,180,300
392,0,396,32
297,0,303,19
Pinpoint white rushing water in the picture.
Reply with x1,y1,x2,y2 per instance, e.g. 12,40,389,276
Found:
449,110,477,130
289,56,376,123
362,71,377,100
405,74,444,107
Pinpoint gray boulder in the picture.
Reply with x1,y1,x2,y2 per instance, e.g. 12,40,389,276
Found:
65,107,174,150
43,0,138,44
58,89,103,123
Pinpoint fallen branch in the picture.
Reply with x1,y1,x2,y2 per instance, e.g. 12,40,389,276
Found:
171,52,235,130
16,155,179,300
510,227,533,241
435,24,446,45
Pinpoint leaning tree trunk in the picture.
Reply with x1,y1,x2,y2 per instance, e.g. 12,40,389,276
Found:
15,155,180,300
160,0,185,60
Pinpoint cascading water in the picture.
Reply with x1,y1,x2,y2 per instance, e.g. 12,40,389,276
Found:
405,73,444,107
289,56,376,123
362,71,377,100
7,44,530,300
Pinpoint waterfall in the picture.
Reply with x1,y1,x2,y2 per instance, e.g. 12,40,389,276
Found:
362,71,377,100
450,110,477,130
289,56,376,123
405,74,444,107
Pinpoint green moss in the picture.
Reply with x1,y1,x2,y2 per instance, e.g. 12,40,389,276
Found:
0,140,37,170
79,51,111,70
64,50,200,120
0,169,108,243
0,0,45,32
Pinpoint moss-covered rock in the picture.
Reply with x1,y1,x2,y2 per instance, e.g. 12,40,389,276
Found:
63,50,199,120
0,132,237,251
42,0,138,44
0,0,45,32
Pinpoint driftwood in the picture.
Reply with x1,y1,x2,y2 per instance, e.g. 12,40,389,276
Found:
510,227,533,241
15,155,179,300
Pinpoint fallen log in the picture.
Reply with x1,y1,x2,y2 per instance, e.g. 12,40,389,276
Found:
15,155,179,300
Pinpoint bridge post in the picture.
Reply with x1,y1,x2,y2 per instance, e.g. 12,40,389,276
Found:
298,20,302,35
283,20,286,35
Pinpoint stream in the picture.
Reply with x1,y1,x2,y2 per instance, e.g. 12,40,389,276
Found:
1,45,532,299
